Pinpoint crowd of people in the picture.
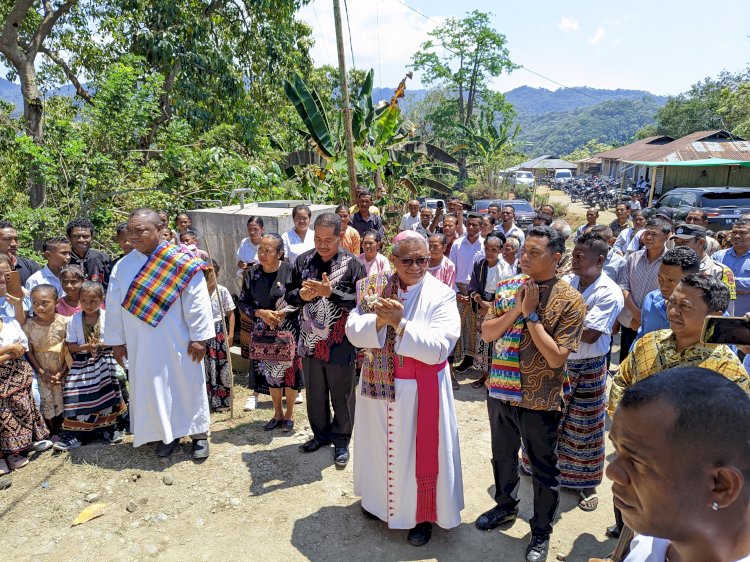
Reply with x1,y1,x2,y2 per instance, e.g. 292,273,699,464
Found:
0,187,749,562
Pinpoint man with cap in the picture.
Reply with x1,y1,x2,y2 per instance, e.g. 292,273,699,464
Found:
685,207,721,255
671,223,736,315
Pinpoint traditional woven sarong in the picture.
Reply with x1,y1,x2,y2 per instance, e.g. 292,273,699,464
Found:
204,320,232,411
474,290,495,373
0,359,49,453
122,242,206,327
521,355,607,489
452,282,477,364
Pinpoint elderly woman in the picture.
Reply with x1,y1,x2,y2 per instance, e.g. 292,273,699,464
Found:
346,230,463,547
426,233,456,287
282,204,315,263
469,233,513,388
359,230,391,276
501,236,520,274
336,204,361,255
239,234,303,431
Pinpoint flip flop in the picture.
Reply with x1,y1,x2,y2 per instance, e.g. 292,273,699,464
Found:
0,459,9,475
578,491,599,512
7,454,28,471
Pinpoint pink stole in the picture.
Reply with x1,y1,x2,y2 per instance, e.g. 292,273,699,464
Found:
394,355,445,524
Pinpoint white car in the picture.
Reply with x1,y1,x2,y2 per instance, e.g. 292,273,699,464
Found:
512,171,535,188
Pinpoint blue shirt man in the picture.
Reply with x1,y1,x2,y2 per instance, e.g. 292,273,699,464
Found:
713,220,750,316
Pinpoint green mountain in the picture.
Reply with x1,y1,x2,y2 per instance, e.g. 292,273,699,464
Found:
505,85,666,116
516,96,664,157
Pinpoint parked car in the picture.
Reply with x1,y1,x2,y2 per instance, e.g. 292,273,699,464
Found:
551,169,573,188
512,171,535,188
471,199,500,215
500,199,537,231
653,187,750,232
418,197,445,211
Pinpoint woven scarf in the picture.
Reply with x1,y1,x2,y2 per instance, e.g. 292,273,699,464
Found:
488,274,529,402
122,242,207,327
356,271,400,401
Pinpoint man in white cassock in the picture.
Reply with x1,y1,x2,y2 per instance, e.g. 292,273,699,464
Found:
345,230,464,547
104,208,215,460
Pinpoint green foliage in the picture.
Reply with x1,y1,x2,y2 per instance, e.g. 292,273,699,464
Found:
719,82,750,139
563,139,616,162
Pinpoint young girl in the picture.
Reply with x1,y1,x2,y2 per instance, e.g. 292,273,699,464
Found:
54,281,126,451
204,261,236,411
23,285,69,439
0,270,50,473
56,265,85,317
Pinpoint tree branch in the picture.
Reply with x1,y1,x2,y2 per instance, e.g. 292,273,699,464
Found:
28,0,78,57
38,45,93,105
0,0,35,66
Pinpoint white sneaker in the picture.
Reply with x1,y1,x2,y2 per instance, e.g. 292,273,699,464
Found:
33,439,54,452
243,396,257,411
295,393,304,405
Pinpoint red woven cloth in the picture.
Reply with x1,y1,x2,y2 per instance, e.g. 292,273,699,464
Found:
394,356,445,523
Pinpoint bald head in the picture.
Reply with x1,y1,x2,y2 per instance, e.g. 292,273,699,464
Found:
129,208,163,229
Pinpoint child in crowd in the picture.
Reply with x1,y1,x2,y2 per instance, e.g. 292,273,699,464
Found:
23,285,70,440
160,227,174,243
204,261,235,411
56,265,85,317
179,229,210,262
54,281,126,451
25,236,72,296
175,212,192,238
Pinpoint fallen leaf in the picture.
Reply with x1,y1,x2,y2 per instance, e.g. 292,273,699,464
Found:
72,503,108,526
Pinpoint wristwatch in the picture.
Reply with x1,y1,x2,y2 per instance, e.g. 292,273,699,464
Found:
526,311,540,323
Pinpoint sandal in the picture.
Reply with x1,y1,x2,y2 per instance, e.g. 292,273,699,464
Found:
7,454,28,471
0,459,9,475
263,418,283,431
471,375,488,389
578,490,599,512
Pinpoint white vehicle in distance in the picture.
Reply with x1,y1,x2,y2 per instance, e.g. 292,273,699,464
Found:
552,169,573,187
512,171,535,188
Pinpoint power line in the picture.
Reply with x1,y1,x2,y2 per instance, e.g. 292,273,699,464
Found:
376,0,382,91
343,0,356,70
387,0,604,102
311,0,334,66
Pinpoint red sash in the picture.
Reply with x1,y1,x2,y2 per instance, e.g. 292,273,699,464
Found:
394,355,445,524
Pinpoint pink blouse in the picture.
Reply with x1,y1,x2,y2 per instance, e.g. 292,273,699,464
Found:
428,256,456,287
359,253,392,277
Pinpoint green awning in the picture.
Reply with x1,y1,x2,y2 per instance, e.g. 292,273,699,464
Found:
624,158,750,167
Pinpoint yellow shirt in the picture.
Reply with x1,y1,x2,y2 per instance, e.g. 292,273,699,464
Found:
608,329,750,417
340,225,361,255
349,204,380,216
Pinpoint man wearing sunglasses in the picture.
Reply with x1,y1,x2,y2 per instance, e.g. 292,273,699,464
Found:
346,230,463,547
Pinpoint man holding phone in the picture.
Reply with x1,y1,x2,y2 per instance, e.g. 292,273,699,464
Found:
0,220,41,286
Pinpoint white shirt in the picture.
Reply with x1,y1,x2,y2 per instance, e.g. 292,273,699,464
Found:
25,265,65,297
282,228,315,263
625,535,750,562
500,223,525,247
449,235,484,290
399,213,421,232
235,237,259,277
67,309,107,345
484,262,514,293
564,272,624,359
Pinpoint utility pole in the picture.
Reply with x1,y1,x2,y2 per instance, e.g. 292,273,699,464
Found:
332,0,358,202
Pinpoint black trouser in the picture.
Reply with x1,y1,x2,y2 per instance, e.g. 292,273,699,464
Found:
619,326,638,364
301,357,356,448
488,398,562,537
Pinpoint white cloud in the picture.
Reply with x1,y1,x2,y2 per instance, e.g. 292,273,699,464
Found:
297,0,442,89
558,17,579,33
589,26,606,45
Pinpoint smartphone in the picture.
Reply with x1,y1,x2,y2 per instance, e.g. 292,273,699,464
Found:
3,270,22,298
436,200,444,209
701,315,750,345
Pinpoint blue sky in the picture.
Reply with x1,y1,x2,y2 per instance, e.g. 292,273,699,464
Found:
299,0,750,95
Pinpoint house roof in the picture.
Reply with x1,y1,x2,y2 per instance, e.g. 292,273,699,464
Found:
644,130,750,162
518,155,577,170
594,135,675,161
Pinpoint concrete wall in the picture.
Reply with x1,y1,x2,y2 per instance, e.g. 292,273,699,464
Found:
189,201,337,296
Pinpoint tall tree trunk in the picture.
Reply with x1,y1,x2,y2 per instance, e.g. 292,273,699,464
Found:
20,66,46,208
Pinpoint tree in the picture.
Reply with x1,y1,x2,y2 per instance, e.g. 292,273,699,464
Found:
410,10,516,128
563,139,616,162
719,82,750,139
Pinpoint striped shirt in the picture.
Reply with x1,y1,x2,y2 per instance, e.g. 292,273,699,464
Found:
618,247,666,326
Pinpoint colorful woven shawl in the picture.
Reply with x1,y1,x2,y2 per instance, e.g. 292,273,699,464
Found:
122,242,207,327
488,274,529,402
356,271,400,401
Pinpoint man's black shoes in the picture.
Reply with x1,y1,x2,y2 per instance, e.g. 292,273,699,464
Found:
407,522,432,546
474,505,518,530
298,437,331,453
525,535,549,562
334,447,350,466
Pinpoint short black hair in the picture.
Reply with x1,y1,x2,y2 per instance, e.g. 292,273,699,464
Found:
357,189,373,199
678,272,730,314
487,203,500,211
619,366,750,465
0,220,14,230
484,214,497,226
335,204,349,214
115,222,129,236
182,229,199,239
59,264,85,280
575,232,610,259
30,283,58,301
247,216,264,228
362,229,383,243
590,225,614,240
43,236,71,253
313,212,342,236
66,217,94,238
526,225,565,256
735,218,750,228
647,217,672,233
442,213,458,223
688,207,708,221
501,205,516,213
466,212,482,223
80,280,104,299
534,213,553,226
662,246,701,273
292,204,311,219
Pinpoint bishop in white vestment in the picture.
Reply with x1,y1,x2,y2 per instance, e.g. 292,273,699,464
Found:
103,209,215,457
345,231,464,546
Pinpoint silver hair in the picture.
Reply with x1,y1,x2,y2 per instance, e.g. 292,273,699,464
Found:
392,235,429,256
505,236,520,250
551,219,572,241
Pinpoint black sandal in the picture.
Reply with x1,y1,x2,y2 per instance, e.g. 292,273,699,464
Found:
263,418,283,431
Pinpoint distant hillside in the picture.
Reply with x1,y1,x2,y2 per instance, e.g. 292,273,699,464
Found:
505,85,667,116
517,96,663,157
0,78,23,113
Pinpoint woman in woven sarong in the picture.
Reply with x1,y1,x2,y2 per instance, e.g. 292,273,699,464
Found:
54,281,126,451
239,234,302,433
0,304,49,474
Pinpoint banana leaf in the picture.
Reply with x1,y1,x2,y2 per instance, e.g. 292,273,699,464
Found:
395,142,460,166
421,178,453,195
284,73,335,157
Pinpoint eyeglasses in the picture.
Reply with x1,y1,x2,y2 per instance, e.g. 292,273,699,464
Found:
396,256,429,267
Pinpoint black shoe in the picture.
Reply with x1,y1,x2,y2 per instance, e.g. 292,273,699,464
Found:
407,522,432,546
451,375,460,391
605,524,621,539
454,358,474,373
334,447,350,466
192,439,209,460
474,505,518,531
156,439,179,458
299,437,331,453
361,505,379,520
525,535,549,562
